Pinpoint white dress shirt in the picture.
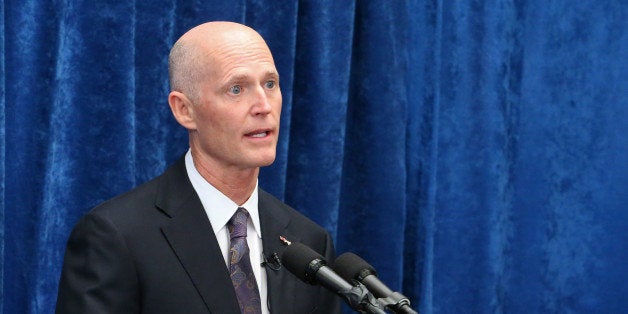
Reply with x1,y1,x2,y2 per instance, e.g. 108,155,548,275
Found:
184,150,269,313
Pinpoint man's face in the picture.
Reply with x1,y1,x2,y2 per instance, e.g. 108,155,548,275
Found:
189,36,282,172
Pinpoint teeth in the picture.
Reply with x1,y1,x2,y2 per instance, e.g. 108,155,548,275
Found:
250,132,267,138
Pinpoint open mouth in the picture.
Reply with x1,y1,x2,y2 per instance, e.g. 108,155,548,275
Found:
245,130,271,138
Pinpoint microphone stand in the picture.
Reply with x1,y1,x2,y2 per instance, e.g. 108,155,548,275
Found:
337,283,387,314
375,292,418,314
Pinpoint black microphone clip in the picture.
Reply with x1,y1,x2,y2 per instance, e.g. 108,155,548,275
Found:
261,252,282,271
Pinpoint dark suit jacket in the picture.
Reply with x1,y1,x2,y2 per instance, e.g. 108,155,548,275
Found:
56,156,341,314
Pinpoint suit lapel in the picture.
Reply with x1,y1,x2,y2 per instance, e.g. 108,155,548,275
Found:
258,190,303,314
156,157,240,313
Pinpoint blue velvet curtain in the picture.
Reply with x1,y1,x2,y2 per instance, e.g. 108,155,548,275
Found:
2,0,626,313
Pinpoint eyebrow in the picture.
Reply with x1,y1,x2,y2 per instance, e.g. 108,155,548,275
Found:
265,70,280,80
224,71,279,84
226,74,250,84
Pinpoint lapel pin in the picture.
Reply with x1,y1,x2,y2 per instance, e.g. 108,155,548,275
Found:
279,235,291,246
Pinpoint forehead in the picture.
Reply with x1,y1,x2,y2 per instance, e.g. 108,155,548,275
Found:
203,32,278,79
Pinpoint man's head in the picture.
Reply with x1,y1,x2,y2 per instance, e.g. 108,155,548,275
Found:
168,21,282,174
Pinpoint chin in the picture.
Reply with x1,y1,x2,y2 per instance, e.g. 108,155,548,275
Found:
255,153,276,167
259,157,276,167
249,147,276,166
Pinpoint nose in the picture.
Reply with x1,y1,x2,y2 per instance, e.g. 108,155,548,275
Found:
251,86,273,115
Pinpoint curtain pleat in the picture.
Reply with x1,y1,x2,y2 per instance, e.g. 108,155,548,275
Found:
336,0,411,292
284,0,356,238
5,1,60,312
134,0,181,183
2,0,626,313
402,1,441,311
0,1,5,312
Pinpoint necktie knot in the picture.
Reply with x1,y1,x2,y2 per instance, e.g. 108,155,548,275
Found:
228,207,249,240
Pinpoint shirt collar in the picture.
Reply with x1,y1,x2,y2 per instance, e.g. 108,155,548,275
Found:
184,150,261,239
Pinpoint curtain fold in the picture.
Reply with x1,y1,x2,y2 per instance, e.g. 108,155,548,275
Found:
0,1,5,312
5,2,61,311
284,0,355,240
336,0,411,292
2,0,626,313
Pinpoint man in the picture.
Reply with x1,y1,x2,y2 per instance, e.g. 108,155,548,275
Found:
56,21,341,314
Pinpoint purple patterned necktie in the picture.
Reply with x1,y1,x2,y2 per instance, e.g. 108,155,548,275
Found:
228,207,262,314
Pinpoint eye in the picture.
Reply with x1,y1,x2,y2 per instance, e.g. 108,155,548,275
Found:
229,85,242,95
265,80,276,89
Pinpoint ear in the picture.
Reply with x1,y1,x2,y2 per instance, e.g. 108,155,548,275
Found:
168,91,197,130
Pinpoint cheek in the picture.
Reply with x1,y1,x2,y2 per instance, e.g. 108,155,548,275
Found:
205,112,243,141
272,96,283,116
194,110,222,139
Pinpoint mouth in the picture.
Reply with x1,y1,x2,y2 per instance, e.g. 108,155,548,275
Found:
245,129,273,138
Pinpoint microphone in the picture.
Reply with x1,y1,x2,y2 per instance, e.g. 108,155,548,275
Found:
261,252,282,271
334,253,418,314
281,241,385,314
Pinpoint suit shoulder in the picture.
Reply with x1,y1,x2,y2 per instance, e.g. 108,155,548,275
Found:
89,156,188,220
78,168,179,237
90,174,162,218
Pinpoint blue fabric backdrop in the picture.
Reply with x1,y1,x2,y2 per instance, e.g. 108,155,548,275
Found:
2,0,627,313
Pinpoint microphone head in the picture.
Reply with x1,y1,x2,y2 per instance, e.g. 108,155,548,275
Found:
333,252,377,282
282,242,326,285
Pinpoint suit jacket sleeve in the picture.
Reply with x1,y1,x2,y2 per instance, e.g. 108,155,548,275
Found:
56,212,140,314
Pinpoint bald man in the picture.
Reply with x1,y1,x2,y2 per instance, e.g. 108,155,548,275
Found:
56,22,341,314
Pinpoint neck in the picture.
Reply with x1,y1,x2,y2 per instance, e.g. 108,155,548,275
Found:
190,148,259,206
